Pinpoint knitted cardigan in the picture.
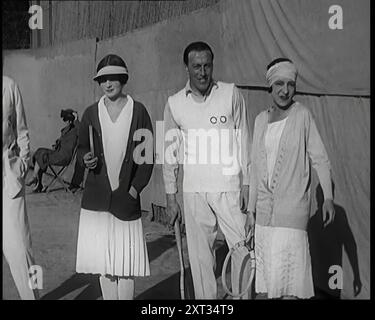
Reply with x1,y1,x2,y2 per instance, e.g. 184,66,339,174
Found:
77,100,154,221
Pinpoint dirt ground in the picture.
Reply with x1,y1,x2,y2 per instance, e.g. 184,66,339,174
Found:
3,175,241,300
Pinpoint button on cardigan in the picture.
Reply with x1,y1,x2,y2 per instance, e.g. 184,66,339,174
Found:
77,99,154,221
249,102,332,230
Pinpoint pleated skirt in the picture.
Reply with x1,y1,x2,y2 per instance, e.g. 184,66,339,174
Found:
254,224,314,299
76,209,150,277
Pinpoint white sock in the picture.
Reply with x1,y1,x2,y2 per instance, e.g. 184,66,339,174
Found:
118,277,134,300
99,275,118,300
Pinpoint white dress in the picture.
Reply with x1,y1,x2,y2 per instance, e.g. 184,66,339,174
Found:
76,95,150,277
255,117,314,299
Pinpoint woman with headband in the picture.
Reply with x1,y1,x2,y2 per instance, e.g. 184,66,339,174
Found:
75,54,154,300
246,58,335,299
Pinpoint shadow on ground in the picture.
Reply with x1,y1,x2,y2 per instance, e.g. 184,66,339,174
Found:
308,183,362,299
40,233,182,300
136,239,229,300
40,237,230,300
40,273,101,300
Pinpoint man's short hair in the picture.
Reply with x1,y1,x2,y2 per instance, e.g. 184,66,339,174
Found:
183,41,214,66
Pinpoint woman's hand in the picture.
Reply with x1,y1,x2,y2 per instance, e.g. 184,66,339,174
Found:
83,151,98,170
322,199,335,227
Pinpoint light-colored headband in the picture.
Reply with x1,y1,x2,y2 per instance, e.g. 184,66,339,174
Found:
266,61,297,87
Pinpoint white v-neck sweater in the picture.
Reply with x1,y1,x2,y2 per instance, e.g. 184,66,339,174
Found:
98,95,133,191
164,82,249,193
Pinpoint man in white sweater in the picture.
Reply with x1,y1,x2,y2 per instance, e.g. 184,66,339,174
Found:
163,42,252,299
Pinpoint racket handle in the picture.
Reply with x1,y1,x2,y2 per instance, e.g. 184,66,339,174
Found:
89,125,94,155
174,221,185,299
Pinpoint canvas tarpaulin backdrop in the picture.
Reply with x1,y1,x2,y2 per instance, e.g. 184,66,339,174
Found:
3,0,369,299
222,0,370,96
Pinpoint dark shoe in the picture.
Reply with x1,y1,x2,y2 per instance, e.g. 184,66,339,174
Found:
26,177,38,187
32,184,44,193
68,184,80,193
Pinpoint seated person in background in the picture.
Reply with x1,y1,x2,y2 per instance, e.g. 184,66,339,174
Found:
27,109,79,192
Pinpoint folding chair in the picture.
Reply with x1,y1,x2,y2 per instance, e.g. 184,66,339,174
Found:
43,147,78,194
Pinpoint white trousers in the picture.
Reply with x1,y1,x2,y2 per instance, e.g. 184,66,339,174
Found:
3,187,39,300
183,192,250,299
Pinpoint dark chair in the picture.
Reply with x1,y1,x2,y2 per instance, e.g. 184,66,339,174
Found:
43,147,78,194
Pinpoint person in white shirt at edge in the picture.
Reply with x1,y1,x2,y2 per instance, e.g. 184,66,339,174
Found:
163,42,253,299
3,75,39,300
